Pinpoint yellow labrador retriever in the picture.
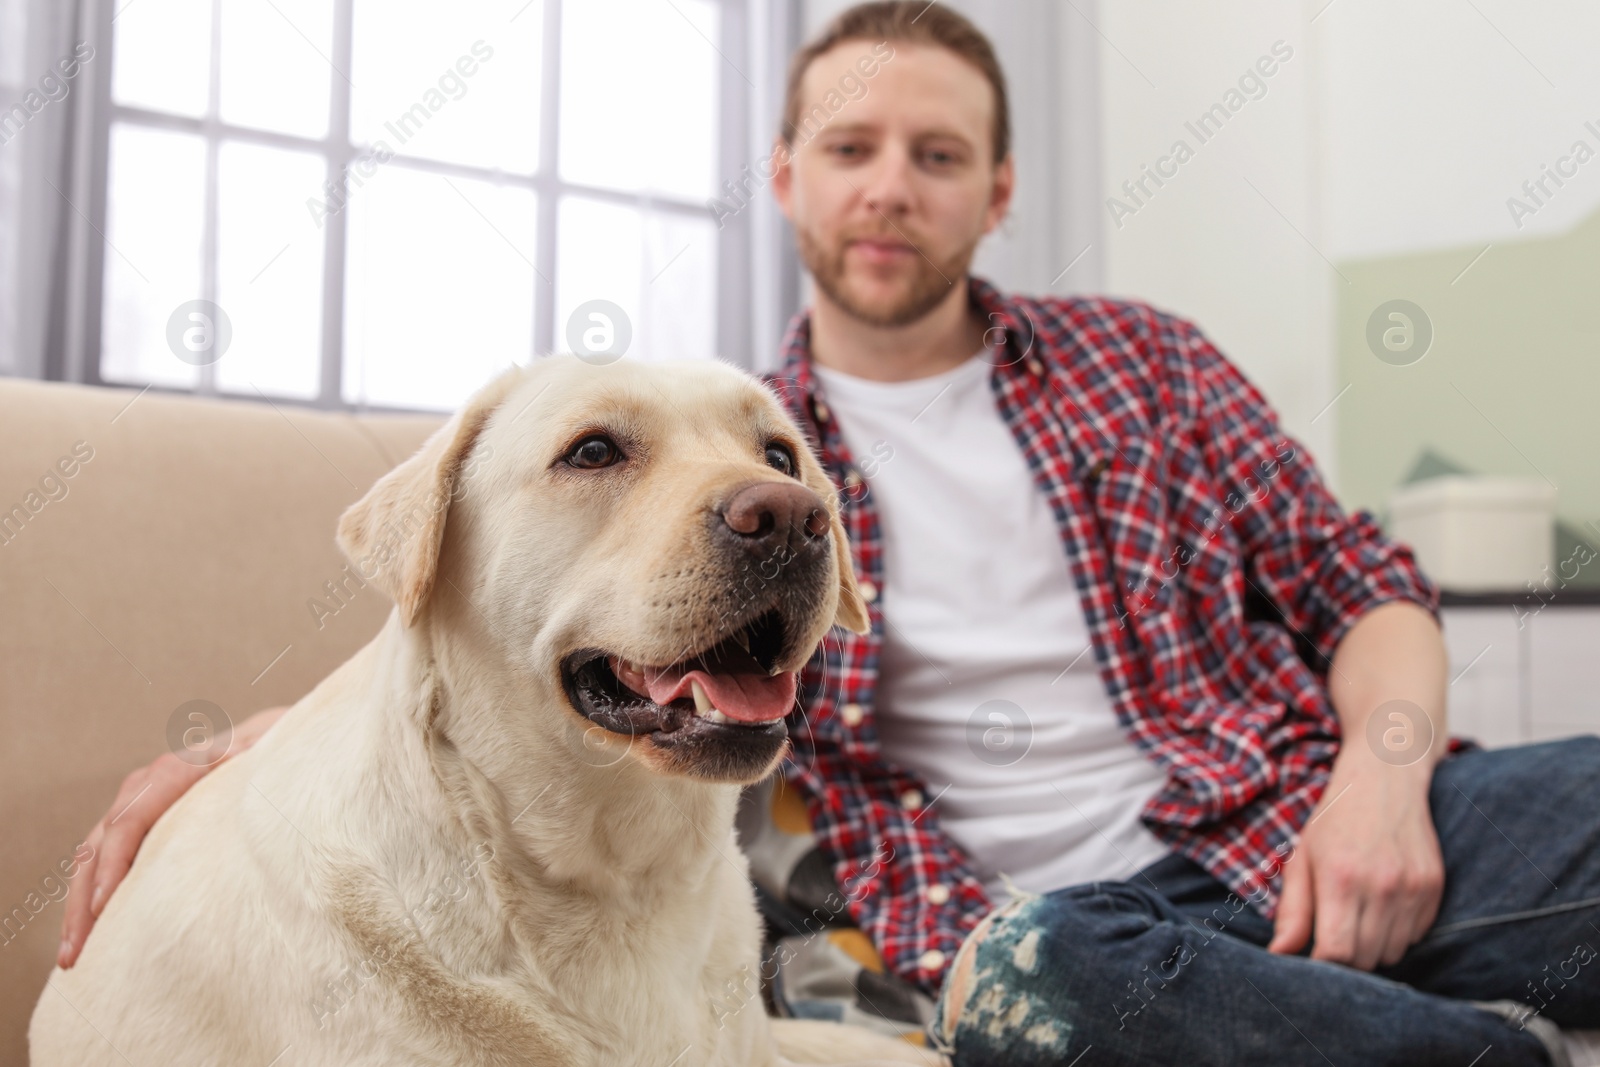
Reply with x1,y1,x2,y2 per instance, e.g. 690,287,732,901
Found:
30,356,945,1067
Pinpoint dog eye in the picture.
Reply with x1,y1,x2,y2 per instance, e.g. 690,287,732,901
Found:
567,434,622,469
764,443,796,477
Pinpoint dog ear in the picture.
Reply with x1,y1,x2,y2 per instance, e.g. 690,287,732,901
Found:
829,512,871,635
336,369,524,627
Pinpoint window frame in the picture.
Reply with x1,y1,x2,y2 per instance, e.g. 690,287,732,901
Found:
76,0,757,414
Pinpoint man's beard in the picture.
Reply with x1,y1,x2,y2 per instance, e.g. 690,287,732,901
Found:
795,222,978,328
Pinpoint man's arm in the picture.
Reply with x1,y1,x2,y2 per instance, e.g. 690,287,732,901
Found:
1172,316,1446,969
1175,318,1442,668
57,705,289,968
1267,600,1448,968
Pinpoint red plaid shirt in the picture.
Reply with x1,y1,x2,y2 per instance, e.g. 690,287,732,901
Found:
762,275,1442,998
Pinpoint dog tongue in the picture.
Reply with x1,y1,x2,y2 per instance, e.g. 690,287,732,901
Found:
642,665,797,723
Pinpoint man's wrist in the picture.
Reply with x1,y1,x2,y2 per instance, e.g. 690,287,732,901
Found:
1331,736,1441,790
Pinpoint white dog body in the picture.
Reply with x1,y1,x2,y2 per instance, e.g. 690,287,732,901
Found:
31,358,942,1067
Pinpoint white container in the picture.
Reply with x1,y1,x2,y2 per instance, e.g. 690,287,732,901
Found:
1386,475,1556,592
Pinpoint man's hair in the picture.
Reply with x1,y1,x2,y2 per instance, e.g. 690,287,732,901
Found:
780,1,1011,166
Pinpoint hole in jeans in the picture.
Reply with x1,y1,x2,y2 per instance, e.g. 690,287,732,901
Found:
937,892,1071,1055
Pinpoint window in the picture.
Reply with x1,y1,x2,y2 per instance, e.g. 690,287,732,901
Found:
94,0,742,412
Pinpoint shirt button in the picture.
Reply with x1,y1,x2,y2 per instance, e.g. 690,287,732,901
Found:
843,468,863,489
919,949,946,971
814,399,830,423
858,580,877,603
925,884,951,905
840,702,864,727
1027,356,1044,375
900,789,923,811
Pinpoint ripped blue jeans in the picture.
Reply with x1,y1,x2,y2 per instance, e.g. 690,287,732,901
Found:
929,738,1600,1066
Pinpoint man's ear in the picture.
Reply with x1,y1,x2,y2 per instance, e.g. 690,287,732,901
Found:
983,151,1016,235
829,511,870,635
336,367,525,627
769,136,795,223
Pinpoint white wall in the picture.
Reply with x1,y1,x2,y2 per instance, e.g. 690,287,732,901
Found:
1319,0,1600,259
1097,0,1336,474
1097,0,1600,492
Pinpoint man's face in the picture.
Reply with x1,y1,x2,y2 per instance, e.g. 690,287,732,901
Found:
772,40,1014,328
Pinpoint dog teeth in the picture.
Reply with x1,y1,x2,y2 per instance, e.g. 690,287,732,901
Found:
734,629,751,653
690,679,731,724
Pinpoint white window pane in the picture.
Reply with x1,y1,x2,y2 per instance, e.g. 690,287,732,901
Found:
220,0,334,137
111,0,211,117
560,0,718,199
343,165,535,410
556,197,716,363
215,142,325,400
101,123,204,389
350,0,541,173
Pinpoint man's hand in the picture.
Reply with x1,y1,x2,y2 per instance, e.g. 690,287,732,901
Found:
57,705,289,969
1267,598,1449,971
1266,744,1445,970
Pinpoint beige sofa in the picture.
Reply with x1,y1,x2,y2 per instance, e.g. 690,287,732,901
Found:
0,377,445,1063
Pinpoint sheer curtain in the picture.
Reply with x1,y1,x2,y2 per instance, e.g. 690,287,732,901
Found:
0,0,102,380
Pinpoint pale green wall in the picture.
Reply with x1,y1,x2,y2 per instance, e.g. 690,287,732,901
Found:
1336,208,1600,576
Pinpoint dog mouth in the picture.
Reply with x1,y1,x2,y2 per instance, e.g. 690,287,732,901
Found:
559,609,796,741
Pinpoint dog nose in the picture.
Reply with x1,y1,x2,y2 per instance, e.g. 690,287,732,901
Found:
719,480,830,556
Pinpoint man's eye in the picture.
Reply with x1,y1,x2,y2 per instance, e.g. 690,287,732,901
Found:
567,435,622,469
765,443,797,477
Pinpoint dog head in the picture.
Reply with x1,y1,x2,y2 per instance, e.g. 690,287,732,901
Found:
336,355,868,785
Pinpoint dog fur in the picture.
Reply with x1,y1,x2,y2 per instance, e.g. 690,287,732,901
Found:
30,356,946,1067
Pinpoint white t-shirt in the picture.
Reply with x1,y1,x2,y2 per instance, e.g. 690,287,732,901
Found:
812,347,1171,901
